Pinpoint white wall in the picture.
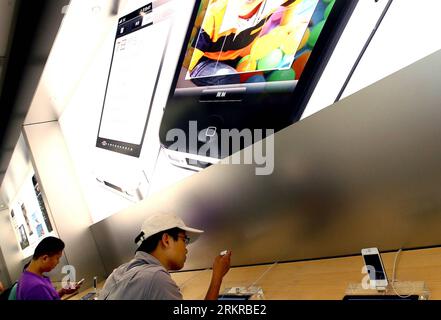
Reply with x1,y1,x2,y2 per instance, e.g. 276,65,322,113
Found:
0,135,32,205
0,237,11,286
56,0,197,223
0,124,103,283
0,135,33,283
52,0,441,224
23,122,106,282
0,207,21,284
304,0,441,118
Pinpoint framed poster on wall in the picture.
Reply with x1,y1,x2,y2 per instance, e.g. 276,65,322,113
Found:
8,169,57,258
18,224,30,250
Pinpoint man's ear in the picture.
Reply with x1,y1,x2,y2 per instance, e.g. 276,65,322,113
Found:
40,255,50,263
160,233,171,248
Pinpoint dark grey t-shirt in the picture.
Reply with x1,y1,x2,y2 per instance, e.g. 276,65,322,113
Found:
98,252,183,300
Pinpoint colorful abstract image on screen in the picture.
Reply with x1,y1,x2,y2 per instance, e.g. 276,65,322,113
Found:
178,0,335,88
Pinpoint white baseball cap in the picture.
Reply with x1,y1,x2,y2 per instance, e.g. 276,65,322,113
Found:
136,212,204,246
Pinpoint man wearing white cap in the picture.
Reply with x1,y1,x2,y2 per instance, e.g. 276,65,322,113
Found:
98,212,231,300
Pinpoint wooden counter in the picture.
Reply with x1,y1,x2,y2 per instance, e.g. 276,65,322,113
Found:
171,247,441,300
66,246,441,300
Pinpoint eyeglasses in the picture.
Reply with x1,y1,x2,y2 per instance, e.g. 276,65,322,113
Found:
178,235,190,245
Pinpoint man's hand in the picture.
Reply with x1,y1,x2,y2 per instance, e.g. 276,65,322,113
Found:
212,251,231,281
205,251,232,300
58,281,82,297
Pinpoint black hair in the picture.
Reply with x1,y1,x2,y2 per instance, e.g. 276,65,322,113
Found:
33,236,65,260
135,228,182,254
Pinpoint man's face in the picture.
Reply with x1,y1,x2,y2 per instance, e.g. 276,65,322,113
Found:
239,0,265,18
168,232,188,271
41,251,62,273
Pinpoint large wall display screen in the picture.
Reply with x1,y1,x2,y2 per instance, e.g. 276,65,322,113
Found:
96,3,171,157
160,0,358,163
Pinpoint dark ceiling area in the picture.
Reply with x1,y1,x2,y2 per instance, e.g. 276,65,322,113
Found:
0,0,69,186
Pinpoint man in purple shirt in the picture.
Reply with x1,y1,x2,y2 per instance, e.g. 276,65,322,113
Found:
17,237,80,300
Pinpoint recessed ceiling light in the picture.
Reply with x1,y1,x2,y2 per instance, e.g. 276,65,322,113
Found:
61,5,69,14
92,6,101,14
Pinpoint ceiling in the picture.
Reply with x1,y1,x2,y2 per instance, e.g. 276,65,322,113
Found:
0,0,15,60
0,0,124,210
0,0,69,190
0,0,18,209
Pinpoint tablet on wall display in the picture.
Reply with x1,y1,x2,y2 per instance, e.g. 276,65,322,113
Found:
159,0,358,170
96,2,172,157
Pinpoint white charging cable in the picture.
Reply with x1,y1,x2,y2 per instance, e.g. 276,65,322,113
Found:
179,260,279,298
246,261,279,291
390,248,414,298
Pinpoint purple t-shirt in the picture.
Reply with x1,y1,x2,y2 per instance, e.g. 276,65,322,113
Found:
17,271,60,300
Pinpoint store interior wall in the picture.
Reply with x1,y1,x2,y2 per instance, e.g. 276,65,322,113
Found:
56,0,196,223
304,0,441,117
23,122,106,284
0,134,70,284
0,208,17,286
92,49,441,273
1,0,441,282
55,0,441,225
0,244,10,286
0,135,33,285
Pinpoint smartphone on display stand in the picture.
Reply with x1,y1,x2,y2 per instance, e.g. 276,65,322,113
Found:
361,247,388,290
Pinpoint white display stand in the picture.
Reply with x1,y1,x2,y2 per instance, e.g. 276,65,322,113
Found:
345,281,430,300
220,286,265,300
